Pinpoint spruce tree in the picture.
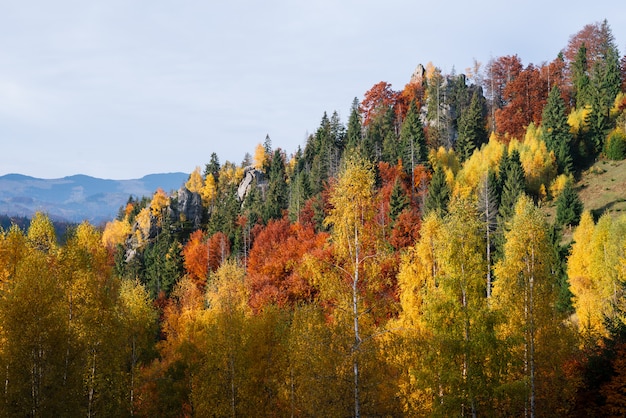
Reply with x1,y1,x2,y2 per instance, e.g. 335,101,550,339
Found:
424,165,450,216
345,97,363,153
389,179,409,222
572,43,590,108
263,149,288,222
555,180,583,228
542,85,574,174
456,90,487,162
495,150,525,260
399,100,428,171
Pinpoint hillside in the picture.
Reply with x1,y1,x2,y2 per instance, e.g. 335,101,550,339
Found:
0,172,188,224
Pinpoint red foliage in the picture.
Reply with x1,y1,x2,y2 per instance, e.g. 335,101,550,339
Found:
563,22,609,69
360,81,400,126
247,217,329,311
484,55,524,110
390,208,421,250
495,63,547,141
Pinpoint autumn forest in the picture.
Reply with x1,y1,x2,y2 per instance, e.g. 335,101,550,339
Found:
3,20,626,417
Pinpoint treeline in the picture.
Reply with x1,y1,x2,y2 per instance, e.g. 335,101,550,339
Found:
1,20,626,417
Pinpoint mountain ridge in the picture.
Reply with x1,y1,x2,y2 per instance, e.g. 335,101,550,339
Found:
0,172,189,224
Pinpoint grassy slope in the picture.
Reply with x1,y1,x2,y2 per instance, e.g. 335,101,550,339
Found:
543,158,626,240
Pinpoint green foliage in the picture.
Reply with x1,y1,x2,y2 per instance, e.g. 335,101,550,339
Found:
456,90,487,162
424,165,450,216
389,178,409,222
604,129,626,160
263,149,288,222
555,180,584,227
542,85,574,174
399,100,428,170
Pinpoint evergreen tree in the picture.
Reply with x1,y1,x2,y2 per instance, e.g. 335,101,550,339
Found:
555,180,584,228
456,90,487,162
495,150,525,260
588,21,621,154
572,43,591,108
389,178,409,222
498,150,525,221
345,97,363,153
542,85,574,174
263,149,288,222
424,165,450,216
204,152,221,180
398,100,428,173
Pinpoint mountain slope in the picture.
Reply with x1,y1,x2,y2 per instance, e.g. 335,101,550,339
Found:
0,172,188,224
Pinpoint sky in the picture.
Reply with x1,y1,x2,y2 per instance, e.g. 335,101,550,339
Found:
1,0,625,180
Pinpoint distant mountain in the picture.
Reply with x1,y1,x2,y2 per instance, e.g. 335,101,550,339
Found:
0,173,189,225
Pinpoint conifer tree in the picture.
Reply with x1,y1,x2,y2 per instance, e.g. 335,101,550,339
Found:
389,178,409,222
424,165,450,216
345,97,363,153
542,85,574,174
399,100,428,172
456,90,488,162
263,149,288,222
572,43,591,108
555,180,584,228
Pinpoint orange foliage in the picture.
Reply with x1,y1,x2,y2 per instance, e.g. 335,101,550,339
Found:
247,217,328,311
360,81,400,126
397,81,425,121
390,208,421,250
182,230,208,287
495,63,547,141
207,231,230,273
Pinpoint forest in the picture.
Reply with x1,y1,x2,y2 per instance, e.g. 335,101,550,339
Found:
2,19,626,417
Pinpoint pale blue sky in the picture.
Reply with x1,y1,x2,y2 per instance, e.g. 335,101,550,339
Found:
1,0,624,179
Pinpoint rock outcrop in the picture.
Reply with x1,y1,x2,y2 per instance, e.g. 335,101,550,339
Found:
237,166,267,201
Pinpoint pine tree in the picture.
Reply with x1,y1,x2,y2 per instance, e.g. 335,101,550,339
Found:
542,85,574,174
456,90,487,162
555,180,584,228
424,165,450,216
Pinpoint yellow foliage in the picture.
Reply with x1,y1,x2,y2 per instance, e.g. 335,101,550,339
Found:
218,162,245,188
549,174,574,200
185,166,204,193
455,136,505,197
253,143,267,170
428,147,459,190
508,125,557,196
568,106,591,134
134,207,151,247
569,213,626,345
325,155,376,260
150,188,169,219
102,218,132,249
27,212,57,253
206,260,250,316
200,173,217,207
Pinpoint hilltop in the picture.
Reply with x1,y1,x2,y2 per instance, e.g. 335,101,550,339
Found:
0,172,188,224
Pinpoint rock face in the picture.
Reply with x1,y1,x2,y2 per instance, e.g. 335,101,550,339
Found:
172,187,203,230
124,185,204,262
410,63,426,85
237,166,267,201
